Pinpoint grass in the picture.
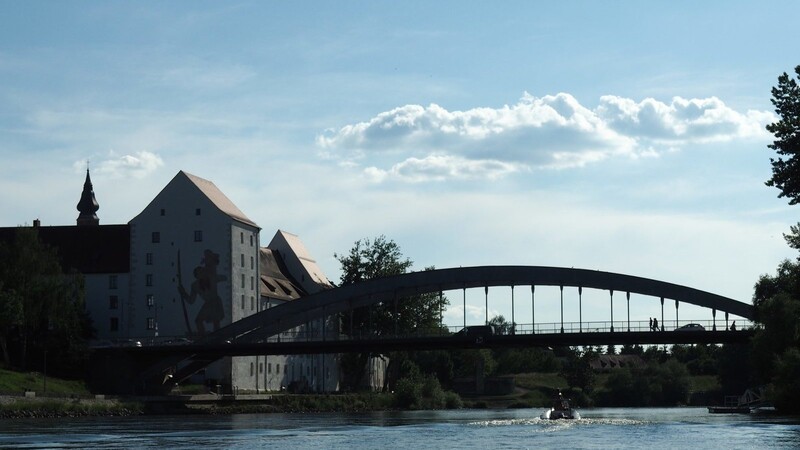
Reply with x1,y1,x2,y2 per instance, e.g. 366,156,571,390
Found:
0,367,90,396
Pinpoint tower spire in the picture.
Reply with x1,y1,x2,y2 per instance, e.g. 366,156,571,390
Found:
76,166,100,226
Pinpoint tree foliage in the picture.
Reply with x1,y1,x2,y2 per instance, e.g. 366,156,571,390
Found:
559,348,595,394
336,236,448,337
335,236,449,390
751,259,800,387
766,65,800,205
0,228,92,376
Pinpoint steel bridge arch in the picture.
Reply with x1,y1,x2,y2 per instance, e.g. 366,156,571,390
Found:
222,265,753,343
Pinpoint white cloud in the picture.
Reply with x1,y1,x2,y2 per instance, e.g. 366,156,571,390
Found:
318,93,773,182
80,150,164,178
596,95,772,143
364,154,521,183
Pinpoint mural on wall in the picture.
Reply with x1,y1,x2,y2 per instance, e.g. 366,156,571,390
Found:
177,249,227,335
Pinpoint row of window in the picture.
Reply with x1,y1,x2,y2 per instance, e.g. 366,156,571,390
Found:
240,232,255,246
151,230,256,245
241,295,257,311
160,208,203,217
240,274,255,290
249,362,331,379
240,253,255,269
151,231,203,243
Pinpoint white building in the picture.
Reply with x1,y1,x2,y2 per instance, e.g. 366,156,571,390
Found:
4,169,343,393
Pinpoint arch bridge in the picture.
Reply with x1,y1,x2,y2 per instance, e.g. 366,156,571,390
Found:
94,266,755,393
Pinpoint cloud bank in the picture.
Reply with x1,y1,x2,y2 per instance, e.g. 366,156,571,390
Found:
317,93,773,182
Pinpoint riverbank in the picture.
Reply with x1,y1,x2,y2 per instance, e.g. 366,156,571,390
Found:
0,394,144,418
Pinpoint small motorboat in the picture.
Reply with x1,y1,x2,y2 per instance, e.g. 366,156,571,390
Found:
540,390,580,420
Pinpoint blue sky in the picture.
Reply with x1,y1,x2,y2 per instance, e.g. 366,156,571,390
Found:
1,1,798,327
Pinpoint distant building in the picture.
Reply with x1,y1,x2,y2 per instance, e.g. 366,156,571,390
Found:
0,169,342,393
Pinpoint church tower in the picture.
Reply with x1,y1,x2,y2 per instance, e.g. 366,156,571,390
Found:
76,168,100,226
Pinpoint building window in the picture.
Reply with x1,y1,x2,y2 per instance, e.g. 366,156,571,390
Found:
259,363,264,374
268,363,272,374
250,276,254,290
109,295,119,310
250,256,254,270
147,317,155,330
152,232,160,243
109,275,118,289
194,230,203,242
160,208,165,216
276,363,280,375
250,235,254,246
146,274,153,287
250,296,254,311
241,274,245,289
250,362,254,377
241,295,245,310
240,232,244,244
195,208,201,216
241,254,245,267
146,253,153,265
146,294,154,308
110,317,119,332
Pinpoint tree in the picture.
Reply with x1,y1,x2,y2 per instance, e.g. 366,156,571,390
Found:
335,236,449,390
336,236,447,337
0,228,92,375
488,315,513,335
766,65,800,206
559,348,595,394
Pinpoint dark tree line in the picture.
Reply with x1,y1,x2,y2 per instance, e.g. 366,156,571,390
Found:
0,228,93,378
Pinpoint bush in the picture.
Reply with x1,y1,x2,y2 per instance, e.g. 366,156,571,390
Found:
393,378,422,409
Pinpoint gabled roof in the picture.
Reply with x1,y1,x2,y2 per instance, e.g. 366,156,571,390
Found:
259,247,305,301
181,171,258,228
268,230,333,293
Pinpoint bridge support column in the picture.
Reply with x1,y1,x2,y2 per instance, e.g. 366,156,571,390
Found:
560,285,564,334
579,287,583,333
675,299,680,330
626,292,631,332
463,286,466,329
712,308,717,331
531,285,535,334
511,286,515,335
610,290,614,333
660,297,665,332
485,286,489,325
725,311,729,330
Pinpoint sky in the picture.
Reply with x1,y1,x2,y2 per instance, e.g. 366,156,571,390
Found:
1,1,799,329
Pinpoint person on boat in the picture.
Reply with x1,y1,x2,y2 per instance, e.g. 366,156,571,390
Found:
730,321,736,331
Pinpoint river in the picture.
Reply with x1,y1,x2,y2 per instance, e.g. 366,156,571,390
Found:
0,407,798,449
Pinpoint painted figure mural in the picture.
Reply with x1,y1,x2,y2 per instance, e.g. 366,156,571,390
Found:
177,249,227,335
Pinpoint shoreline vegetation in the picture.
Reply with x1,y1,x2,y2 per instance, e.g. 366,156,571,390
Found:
0,369,723,419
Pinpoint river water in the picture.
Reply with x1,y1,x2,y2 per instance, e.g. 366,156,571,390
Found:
0,407,798,449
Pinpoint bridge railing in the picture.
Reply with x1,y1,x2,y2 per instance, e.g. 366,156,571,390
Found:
102,319,754,348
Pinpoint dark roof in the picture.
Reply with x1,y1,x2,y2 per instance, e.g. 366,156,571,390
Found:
260,247,306,301
0,224,130,274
